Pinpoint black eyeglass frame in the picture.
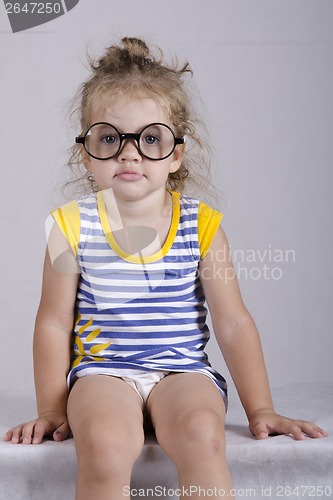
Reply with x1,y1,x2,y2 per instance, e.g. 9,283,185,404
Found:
75,122,185,161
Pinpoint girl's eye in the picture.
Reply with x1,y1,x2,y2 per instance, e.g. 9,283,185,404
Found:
101,135,118,144
143,134,159,145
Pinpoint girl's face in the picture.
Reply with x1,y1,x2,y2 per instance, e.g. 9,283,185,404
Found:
82,95,184,202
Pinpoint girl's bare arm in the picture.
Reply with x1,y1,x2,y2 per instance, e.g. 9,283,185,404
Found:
4,224,79,444
199,226,327,440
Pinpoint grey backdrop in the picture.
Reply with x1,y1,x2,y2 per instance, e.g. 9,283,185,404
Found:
1,0,332,408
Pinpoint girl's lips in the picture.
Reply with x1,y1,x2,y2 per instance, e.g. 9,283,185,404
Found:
116,172,144,181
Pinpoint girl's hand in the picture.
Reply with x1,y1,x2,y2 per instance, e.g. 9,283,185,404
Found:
3,411,70,444
248,409,328,440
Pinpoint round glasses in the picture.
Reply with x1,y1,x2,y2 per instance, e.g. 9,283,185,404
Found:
75,122,185,161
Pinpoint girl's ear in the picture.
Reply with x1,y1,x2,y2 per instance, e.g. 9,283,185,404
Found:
169,143,185,173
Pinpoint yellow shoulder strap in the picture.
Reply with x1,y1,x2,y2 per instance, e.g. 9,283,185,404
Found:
198,202,223,259
51,200,80,256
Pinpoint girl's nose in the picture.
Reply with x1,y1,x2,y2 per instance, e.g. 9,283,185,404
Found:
118,138,142,161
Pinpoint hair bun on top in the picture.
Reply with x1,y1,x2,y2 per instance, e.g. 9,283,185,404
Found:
94,37,154,73
121,37,151,59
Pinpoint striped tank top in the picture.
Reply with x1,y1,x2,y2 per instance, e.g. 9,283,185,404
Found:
51,190,227,402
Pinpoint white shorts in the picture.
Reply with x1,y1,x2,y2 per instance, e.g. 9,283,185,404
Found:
121,370,170,403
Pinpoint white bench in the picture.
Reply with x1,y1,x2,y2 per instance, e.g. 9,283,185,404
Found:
1,383,332,500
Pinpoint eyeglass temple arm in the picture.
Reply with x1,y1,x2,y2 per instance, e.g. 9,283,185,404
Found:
75,137,85,144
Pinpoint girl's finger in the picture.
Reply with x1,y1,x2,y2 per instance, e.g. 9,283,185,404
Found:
3,429,14,441
288,424,306,440
53,421,70,442
250,421,269,440
297,421,328,438
10,425,24,444
22,421,37,444
32,420,48,444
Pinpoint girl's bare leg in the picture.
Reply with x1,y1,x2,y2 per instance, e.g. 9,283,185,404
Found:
146,373,234,499
67,375,145,500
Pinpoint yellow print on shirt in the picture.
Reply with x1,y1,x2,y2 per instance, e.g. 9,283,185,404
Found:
71,314,111,368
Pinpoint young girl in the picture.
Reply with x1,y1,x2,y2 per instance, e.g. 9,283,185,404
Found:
4,37,327,499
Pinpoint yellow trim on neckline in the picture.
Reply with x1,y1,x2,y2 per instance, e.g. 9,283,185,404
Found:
97,190,180,264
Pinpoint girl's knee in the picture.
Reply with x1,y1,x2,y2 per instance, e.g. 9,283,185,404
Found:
73,417,144,476
181,408,225,447
157,408,226,458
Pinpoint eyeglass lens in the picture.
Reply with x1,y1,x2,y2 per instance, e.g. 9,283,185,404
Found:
84,123,176,160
